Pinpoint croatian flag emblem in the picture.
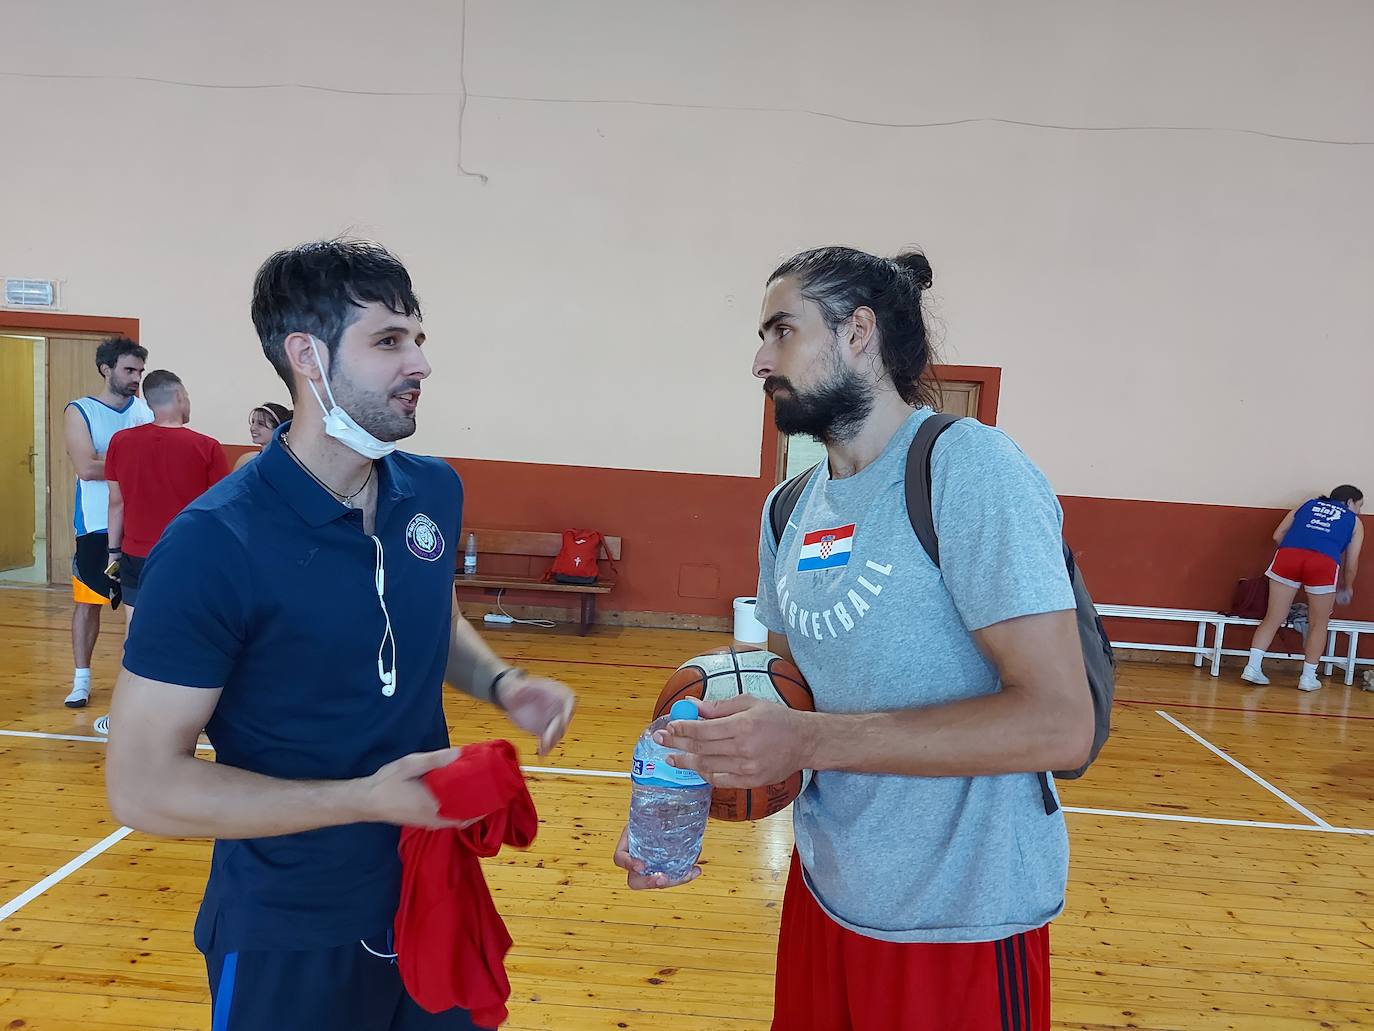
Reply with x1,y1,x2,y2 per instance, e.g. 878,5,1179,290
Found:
797,524,856,572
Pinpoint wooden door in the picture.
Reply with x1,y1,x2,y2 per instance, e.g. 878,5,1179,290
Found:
0,337,37,571
932,379,982,419
45,335,103,583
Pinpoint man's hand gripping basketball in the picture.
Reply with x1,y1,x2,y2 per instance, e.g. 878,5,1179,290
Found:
658,695,816,789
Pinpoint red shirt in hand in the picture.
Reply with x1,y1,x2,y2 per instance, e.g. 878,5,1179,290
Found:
395,740,538,1028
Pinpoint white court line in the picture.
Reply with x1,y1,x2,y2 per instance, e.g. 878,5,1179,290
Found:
0,825,134,922
524,766,1373,836
522,764,629,779
0,729,607,767
1155,710,1332,828
1063,806,1373,836
0,728,213,750
3,727,1368,837
0,728,116,744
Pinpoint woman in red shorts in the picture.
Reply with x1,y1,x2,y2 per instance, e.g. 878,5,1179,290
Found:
1243,485,1364,691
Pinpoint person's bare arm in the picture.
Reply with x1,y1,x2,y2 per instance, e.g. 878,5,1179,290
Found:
1272,507,1299,544
445,603,510,705
1339,522,1363,602
446,593,576,755
616,612,1090,889
64,405,104,480
808,611,1091,775
105,670,468,839
661,609,1093,785
106,480,125,554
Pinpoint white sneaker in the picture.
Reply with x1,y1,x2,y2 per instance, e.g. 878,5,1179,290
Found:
1241,666,1269,686
93,715,110,736
64,683,91,708
1297,673,1322,692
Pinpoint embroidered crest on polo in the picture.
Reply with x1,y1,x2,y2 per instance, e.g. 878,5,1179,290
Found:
406,513,445,561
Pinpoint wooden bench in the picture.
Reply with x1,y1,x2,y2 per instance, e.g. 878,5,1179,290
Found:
1098,603,1374,683
454,529,621,635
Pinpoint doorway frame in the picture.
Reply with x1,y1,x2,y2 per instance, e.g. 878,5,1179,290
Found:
0,311,141,585
0,312,139,340
929,364,1001,426
764,363,1002,483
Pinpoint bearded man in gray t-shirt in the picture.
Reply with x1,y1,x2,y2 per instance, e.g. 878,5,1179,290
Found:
614,246,1093,1031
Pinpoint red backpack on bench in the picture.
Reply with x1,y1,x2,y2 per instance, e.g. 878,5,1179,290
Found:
1224,576,1270,620
544,529,613,585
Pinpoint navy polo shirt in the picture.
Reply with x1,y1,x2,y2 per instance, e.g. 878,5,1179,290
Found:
123,428,463,953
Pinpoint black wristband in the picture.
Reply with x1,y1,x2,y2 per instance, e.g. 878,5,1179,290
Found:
490,667,521,709
108,547,122,554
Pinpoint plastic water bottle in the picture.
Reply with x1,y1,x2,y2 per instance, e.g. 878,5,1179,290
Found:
627,700,712,882
464,533,477,575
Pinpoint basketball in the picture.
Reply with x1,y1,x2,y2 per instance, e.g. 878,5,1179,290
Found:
653,646,815,821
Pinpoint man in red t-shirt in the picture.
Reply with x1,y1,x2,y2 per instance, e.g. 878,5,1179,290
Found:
106,370,229,617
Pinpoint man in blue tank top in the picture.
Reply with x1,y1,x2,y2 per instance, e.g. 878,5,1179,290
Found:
1244,485,1365,691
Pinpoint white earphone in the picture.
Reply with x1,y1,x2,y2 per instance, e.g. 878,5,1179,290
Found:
372,536,397,697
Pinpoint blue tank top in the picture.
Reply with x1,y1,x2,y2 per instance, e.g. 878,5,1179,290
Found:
1280,497,1357,562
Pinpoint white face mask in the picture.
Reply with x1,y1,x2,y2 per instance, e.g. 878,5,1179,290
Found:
306,336,396,460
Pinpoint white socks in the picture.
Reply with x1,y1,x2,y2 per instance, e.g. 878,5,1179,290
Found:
1247,653,1321,691
65,669,92,708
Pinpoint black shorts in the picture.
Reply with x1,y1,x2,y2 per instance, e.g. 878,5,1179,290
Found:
120,552,147,607
72,532,114,606
205,932,485,1031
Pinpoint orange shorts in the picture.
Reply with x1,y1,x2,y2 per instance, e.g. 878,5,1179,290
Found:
72,532,114,606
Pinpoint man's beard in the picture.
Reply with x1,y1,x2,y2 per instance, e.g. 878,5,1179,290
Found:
766,366,873,445
328,371,422,442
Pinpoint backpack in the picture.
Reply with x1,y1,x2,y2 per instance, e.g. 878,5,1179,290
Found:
544,529,613,585
1224,575,1303,652
1224,576,1270,620
769,413,1116,814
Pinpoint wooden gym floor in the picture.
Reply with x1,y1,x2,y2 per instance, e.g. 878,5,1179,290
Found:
0,584,1370,1030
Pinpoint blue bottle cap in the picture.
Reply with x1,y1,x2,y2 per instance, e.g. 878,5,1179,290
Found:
669,699,700,721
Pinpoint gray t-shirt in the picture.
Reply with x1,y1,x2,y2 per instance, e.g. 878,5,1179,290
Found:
755,407,1076,943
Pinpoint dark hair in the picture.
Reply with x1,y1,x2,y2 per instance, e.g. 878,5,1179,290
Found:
1327,485,1364,505
141,369,183,406
768,246,940,408
250,239,422,398
95,336,148,377
252,402,292,427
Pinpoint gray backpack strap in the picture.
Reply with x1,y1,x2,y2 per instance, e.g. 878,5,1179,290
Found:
769,463,821,547
902,413,963,566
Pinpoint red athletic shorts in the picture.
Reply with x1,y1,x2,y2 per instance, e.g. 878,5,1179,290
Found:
772,851,1049,1030
1267,547,1340,594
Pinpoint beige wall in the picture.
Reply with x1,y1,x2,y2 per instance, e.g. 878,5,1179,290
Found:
2,1,1371,506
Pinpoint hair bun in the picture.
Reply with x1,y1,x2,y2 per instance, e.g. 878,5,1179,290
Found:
892,251,933,290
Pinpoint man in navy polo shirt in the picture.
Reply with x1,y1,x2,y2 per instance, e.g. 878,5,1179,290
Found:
105,240,576,1030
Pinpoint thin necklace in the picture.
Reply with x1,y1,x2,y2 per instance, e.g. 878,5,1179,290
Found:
282,433,374,505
